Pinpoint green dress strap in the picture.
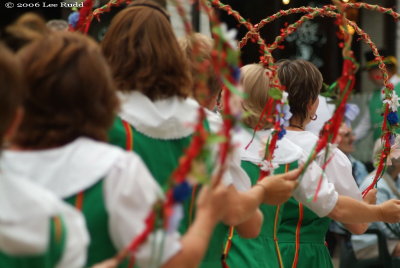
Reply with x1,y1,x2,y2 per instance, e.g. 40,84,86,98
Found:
278,196,332,268
65,180,128,267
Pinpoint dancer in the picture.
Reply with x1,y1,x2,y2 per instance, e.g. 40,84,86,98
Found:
1,31,231,268
103,2,300,267
0,44,88,268
228,63,400,268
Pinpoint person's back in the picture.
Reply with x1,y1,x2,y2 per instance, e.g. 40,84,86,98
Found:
2,31,182,267
0,174,88,268
0,42,88,268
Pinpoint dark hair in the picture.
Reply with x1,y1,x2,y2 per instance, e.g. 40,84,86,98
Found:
15,32,119,149
277,59,323,124
101,0,191,101
3,12,50,52
0,44,25,147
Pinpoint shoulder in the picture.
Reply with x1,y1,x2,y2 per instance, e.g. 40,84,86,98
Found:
0,174,87,256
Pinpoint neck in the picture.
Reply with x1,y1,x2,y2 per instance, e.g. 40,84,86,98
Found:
288,118,305,131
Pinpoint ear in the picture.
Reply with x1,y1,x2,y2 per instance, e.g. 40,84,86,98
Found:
4,107,24,142
306,100,314,113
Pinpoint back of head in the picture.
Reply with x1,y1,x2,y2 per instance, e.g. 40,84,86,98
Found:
277,59,322,124
364,49,397,74
3,12,50,52
15,31,118,149
373,137,400,174
46,20,69,32
179,33,220,108
102,0,191,101
0,44,25,147
240,63,272,129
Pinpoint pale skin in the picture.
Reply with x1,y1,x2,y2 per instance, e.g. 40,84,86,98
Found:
288,97,400,233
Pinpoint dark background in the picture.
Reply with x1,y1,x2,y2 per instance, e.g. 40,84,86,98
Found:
0,0,397,90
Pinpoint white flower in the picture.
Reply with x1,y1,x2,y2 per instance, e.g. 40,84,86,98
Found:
383,91,400,112
282,92,289,103
219,23,238,50
259,160,278,173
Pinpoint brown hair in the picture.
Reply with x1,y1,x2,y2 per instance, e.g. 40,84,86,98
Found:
0,44,25,147
240,64,273,129
277,59,322,124
14,31,119,149
179,33,221,107
101,0,191,101
3,12,50,52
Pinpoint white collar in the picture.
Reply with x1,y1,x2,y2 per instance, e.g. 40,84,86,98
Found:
1,138,125,198
234,128,303,165
205,108,222,133
0,173,63,221
118,91,201,139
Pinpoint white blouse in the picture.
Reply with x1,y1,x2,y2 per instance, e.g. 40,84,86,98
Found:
234,128,339,217
0,172,89,268
118,91,251,191
1,138,181,267
285,130,363,202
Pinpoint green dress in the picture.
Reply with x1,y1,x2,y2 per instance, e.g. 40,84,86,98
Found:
65,180,124,267
0,217,66,268
227,161,297,268
370,84,400,140
278,198,332,268
108,116,229,268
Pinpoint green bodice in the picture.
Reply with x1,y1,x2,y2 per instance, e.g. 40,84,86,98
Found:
108,116,229,268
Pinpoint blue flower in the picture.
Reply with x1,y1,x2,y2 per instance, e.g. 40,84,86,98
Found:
389,133,396,146
173,181,192,203
278,127,286,140
232,66,241,82
68,12,80,28
276,104,292,127
387,111,399,125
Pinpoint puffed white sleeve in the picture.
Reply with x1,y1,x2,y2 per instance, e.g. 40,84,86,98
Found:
104,152,181,267
56,204,89,268
225,145,252,192
292,155,339,217
320,148,363,201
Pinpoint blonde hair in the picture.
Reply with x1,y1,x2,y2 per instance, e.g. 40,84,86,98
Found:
241,64,272,129
179,33,221,107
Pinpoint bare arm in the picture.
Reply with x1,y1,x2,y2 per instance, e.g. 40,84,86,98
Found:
162,208,218,268
328,195,400,224
163,182,229,268
234,209,264,239
221,168,301,226
342,189,377,234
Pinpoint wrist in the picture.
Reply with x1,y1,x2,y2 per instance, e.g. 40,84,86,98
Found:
195,206,220,227
372,204,384,222
252,181,268,203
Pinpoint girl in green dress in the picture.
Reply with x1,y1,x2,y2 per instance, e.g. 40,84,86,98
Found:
2,31,233,268
0,44,89,268
103,1,302,267
227,63,400,268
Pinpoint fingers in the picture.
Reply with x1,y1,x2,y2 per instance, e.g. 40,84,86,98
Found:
281,167,302,181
